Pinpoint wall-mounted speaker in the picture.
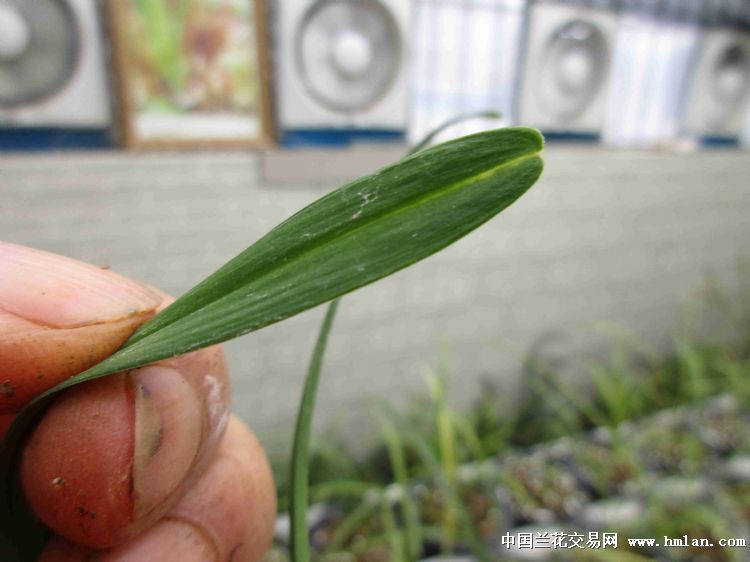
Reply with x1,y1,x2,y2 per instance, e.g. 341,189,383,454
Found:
683,25,750,143
274,0,411,147
0,0,112,149
517,0,618,139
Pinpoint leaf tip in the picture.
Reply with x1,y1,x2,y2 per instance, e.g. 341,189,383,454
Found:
514,126,545,154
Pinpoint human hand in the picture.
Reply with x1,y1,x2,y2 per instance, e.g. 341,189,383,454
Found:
0,242,276,562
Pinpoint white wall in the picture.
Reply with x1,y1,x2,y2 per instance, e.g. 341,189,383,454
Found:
2,147,749,454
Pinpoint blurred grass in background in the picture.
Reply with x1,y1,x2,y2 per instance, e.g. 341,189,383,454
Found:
268,261,750,562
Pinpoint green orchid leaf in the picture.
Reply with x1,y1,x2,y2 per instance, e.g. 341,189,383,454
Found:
0,127,543,561
287,111,505,562
125,126,541,353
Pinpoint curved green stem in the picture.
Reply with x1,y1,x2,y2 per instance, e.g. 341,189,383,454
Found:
289,300,339,562
409,110,502,155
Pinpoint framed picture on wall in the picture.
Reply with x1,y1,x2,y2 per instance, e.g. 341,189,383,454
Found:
108,0,273,148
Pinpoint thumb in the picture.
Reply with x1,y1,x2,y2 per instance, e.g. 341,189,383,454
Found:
0,242,162,414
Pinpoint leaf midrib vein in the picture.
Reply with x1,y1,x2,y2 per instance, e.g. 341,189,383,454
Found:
132,150,540,345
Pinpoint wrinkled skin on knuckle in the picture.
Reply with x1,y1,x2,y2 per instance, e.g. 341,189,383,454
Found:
166,417,277,562
20,345,231,549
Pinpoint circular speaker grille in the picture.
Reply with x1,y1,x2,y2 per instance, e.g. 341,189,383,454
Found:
535,19,609,122
295,0,402,113
708,42,750,127
0,0,79,108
